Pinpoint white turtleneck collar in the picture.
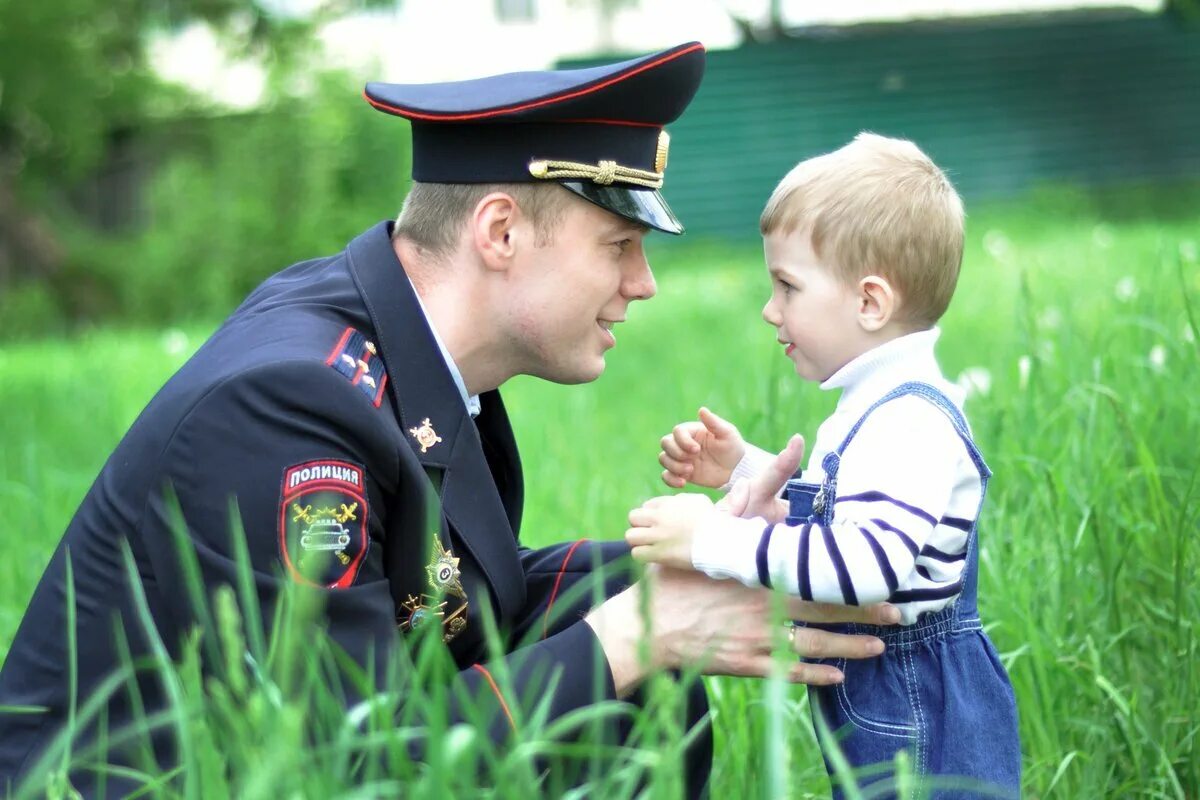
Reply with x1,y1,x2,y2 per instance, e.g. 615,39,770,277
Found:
819,327,963,416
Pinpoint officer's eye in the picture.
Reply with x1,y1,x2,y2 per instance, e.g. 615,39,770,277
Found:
611,238,632,252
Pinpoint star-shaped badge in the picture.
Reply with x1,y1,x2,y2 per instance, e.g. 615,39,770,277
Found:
425,536,465,598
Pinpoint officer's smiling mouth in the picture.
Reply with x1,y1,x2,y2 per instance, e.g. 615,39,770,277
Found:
597,319,620,345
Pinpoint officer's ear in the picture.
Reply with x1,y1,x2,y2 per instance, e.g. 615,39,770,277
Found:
473,192,519,270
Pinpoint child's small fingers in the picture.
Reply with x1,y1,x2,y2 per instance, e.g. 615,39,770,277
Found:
625,527,651,546
660,435,689,461
640,495,673,510
661,470,686,489
673,424,703,454
698,407,737,437
630,545,656,562
628,508,655,527
658,451,692,476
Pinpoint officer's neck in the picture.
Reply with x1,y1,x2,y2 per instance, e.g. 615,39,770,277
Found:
393,236,511,396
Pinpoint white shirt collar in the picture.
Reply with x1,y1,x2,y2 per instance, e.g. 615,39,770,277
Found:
819,327,960,412
407,277,481,418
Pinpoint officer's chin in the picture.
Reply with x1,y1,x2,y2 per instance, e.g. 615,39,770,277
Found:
532,353,607,386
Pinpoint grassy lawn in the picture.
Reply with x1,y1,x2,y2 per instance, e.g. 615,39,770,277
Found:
1,192,1197,797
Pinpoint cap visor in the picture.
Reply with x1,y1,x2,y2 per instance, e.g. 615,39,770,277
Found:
560,182,684,235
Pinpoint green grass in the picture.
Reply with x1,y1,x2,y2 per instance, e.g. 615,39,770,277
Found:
2,190,1198,797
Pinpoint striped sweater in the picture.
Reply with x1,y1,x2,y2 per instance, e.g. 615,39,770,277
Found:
692,329,985,625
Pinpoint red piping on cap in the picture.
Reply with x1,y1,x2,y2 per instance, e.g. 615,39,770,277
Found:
363,42,704,122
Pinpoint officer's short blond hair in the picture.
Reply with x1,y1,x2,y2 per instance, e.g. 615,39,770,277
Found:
760,132,965,327
394,181,570,258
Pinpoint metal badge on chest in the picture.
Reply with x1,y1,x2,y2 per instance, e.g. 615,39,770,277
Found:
399,534,468,643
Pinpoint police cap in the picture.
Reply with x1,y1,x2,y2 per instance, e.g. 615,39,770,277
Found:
364,42,706,234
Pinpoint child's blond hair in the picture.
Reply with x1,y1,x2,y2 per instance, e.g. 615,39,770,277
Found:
760,132,965,327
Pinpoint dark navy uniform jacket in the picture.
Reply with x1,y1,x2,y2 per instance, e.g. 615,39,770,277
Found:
0,222,634,794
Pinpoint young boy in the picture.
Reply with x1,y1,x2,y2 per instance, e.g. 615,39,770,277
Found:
626,133,1021,797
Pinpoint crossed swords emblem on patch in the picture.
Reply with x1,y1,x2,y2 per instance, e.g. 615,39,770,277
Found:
399,536,468,642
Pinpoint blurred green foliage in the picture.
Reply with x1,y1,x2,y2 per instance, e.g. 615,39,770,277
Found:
0,0,406,339
81,74,410,329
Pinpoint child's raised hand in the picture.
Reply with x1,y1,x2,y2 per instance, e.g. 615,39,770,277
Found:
658,407,746,489
717,434,805,523
626,493,717,570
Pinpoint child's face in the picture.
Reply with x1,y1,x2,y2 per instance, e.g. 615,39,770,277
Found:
761,229,870,382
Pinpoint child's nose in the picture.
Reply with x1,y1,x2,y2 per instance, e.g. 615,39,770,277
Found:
762,299,780,326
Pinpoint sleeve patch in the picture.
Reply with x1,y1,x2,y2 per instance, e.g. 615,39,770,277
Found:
279,460,369,588
326,327,388,408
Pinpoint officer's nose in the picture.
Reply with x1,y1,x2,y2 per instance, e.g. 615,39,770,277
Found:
623,251,657,301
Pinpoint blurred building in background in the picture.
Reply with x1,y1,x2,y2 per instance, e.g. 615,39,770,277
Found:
3,0,1198,336
144,0,1200,241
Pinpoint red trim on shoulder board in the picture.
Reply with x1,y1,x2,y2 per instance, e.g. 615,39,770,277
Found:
363,43,705,122
325,327,354,366
471,664,516,732
374,373,388,408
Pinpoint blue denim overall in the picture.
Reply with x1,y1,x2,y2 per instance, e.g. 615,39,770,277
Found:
785,382,1021,799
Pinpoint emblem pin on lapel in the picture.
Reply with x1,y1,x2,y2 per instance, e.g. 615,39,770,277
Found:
409,418,442,453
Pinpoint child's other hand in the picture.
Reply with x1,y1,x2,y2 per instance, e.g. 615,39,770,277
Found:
626,494,717,570
717,434,805,523
658,407,746,489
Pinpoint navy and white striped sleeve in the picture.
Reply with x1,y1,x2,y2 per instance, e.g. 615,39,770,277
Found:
692,397,970,606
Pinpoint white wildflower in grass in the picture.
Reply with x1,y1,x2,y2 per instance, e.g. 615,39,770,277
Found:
1092,224,1115,249
1017,355,1032,391
161,328,189,356
1037,307,1063,330
1183,324,1196,344
957,367,992,397
1114,276,1138,303
1149,344,1167,373
1181,240,1197,263
983,230,1012,263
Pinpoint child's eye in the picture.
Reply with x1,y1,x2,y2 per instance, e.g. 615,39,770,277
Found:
778,279,796,294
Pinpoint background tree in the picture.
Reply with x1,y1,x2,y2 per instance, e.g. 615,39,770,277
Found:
0,0,403,336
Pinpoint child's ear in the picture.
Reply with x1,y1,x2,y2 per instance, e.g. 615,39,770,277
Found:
857,275,896,331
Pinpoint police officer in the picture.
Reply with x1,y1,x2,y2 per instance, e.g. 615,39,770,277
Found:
0,42,896,796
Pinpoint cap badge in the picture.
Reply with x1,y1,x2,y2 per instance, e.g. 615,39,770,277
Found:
409,418,442,453
655,130,670,174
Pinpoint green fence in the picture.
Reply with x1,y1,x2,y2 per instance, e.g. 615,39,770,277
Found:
571,10,1200,239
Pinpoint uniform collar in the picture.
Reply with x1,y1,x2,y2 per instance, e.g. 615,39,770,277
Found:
343,221,524,618
406,275,481,418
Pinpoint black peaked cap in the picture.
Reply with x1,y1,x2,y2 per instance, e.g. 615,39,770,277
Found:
364,42,706,234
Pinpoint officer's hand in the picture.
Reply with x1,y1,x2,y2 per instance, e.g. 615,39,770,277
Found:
586,566,897,697
716,434,804,523
658,407,745,489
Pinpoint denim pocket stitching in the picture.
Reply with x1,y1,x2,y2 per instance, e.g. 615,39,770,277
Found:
903,647,928,785
833,658,918,738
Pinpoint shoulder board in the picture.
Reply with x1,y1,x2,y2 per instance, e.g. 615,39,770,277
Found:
325,327,388,408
